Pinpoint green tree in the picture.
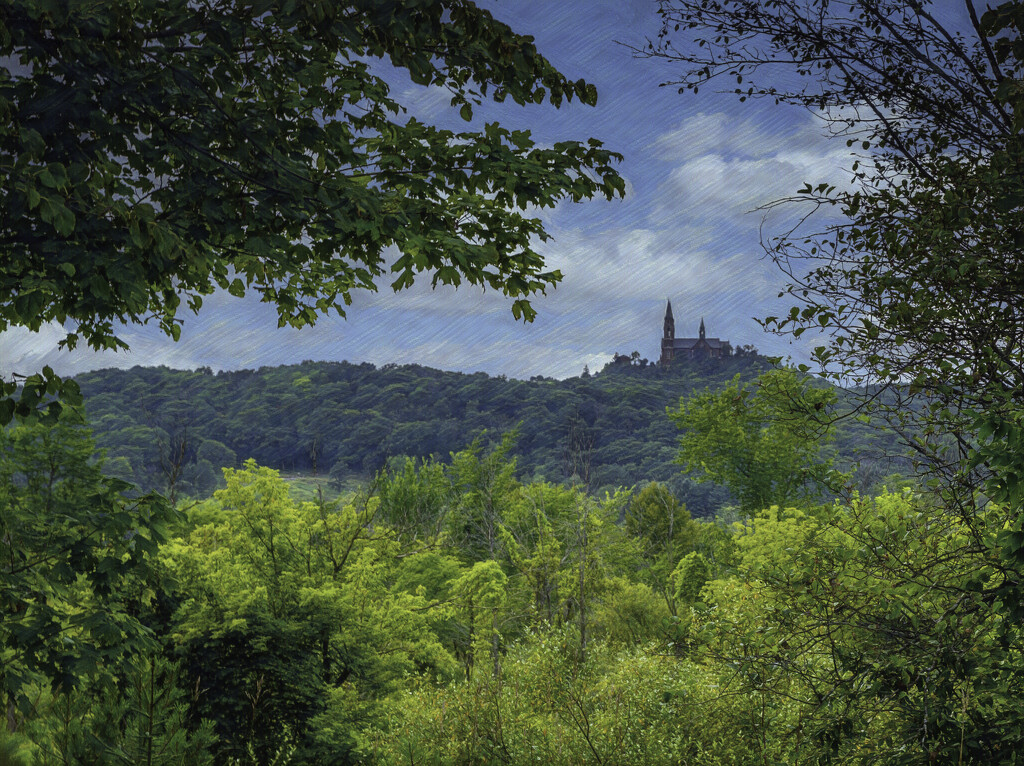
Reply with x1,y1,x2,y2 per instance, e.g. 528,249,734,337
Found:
669,369,839,513
451,560,508,679
643,0,1024,501
373,627,780,766
670,551,710,607
23,656,216,766
591,576,672,646
0,0,623,422
377,456,452,544
0,415,174,717
197,439,237,473
646,5,1024,759
445,431,520,562
163,460,454,763
625,482,697,600
500,481,579,628
690,492,1017,765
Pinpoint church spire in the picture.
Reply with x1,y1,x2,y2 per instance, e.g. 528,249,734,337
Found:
699,317,706,339
664,299,675,339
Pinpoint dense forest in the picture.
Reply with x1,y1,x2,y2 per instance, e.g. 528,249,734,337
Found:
5,0,1024,764
74,354,902,514
1,381,1010,765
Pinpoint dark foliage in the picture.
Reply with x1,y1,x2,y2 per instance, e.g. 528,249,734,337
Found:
75,356,900,514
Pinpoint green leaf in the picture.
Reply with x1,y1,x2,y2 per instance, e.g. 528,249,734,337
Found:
0,0,622,348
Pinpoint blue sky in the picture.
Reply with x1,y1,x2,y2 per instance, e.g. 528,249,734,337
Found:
2,0,868,380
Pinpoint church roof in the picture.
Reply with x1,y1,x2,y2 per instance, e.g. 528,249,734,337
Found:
666,337,728,350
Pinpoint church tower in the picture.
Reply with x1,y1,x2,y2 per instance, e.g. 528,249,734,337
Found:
660,304,731,366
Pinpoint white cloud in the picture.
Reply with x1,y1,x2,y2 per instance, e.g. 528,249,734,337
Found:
398,83,458,122
0,322,69,377
651,118,854,225
0,322,209,379
0,91,856,383
651,112,784,162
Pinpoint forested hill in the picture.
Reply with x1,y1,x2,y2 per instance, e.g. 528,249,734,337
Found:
77,354,893,514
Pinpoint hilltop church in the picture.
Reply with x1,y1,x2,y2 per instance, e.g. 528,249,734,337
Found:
660,300,731,365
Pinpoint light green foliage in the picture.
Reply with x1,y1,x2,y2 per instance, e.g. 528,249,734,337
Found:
282,475,344,505
374,630,796,766
732,506,819,571
625,482,698,597
669,368,840,512
501,485,634,610
393,551,465,664
0,415,173,714
670,552,710,606
163,460,455,763
451,560,509,677
552,490,637,657
499,482,568,625
24,656,216,766
377,456,451,543
501,482,643,637
452,560,508,612
690,491,1020,764
446,431,521,561
394,551,462,603
804,493,1017,764
386,487,1003,765
626,483,695,553
498,482,647,654
592,576,672,645
691,517,739,574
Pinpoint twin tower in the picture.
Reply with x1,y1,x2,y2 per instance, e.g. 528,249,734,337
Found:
659,300,731,365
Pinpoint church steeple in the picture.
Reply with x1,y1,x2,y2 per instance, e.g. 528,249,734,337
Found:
660,308,732,365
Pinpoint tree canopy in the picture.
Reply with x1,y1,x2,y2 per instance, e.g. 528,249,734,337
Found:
0,0,623,381
669,369,841,512
0,414,174,714
13,3,1024,762
63,356,901,510
639,2,1024,761
643,0,1023,458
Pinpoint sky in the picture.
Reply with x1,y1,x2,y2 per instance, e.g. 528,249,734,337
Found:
1,0,870,381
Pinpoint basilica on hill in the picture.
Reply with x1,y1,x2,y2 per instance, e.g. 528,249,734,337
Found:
659,300,731,365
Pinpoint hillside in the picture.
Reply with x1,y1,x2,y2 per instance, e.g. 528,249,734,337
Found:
77,354,901,516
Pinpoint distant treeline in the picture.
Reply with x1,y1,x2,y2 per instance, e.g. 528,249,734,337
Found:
76,354,903,515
